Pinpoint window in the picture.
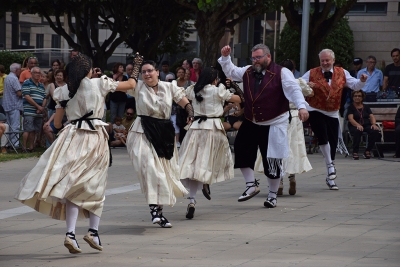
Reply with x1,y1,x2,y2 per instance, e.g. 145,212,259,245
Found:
51,34,61,48
20,32,30,46
36,34,44,48
348,2,387,15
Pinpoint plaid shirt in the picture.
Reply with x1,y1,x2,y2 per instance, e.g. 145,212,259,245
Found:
3,72,23,112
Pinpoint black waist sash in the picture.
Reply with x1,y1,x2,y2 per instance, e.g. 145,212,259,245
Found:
71,110,101,130
139,115,175,160
193,116,220,123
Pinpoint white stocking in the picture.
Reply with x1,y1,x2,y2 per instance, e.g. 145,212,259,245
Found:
89,212,101,245
188,180,200,203
320,144,335,175
66,200,79,248
268,178,281,199
241,167,256,194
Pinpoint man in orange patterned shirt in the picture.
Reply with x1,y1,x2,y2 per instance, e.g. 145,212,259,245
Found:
302,49,367,190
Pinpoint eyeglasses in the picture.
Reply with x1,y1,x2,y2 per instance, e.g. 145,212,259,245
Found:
353,95,362,98
141,69,155,74
250,52,268,62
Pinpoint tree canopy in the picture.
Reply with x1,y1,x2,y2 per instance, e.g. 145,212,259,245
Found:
277,17,354,70
176,0,270,67
279,0,358,68
1,0,192,69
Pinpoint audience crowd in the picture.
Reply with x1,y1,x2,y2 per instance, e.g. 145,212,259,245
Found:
0,48,399,159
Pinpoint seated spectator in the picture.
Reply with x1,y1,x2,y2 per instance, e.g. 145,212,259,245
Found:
112,116,127,145
394,106,400,158
42,112,68,146
122,108,135,130
222,78,243,131
347,90,381,160
0,112,9,153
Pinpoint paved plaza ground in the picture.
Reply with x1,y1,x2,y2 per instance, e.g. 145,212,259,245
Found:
0,148,399,267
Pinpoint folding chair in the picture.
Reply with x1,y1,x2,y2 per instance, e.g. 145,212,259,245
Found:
4,124,24,154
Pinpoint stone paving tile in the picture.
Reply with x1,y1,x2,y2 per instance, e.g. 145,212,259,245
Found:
0,151,399,266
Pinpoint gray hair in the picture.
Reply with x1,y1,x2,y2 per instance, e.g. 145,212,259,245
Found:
251,44,271,55
10,63,21,72
31,66,40,73
192,58,203,65
367,55,377,62
319,49,335,59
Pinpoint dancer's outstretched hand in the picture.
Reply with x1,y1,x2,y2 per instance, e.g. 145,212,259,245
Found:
221,46,231,57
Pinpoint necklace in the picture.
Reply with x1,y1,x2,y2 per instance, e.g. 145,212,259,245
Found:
149,83,158,88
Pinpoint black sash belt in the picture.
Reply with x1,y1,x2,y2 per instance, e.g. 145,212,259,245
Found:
139,115,175,160
71,110,101,130
193,116,220,123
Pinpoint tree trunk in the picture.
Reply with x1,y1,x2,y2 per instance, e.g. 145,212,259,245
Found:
307,35,324,69
195,12,227,67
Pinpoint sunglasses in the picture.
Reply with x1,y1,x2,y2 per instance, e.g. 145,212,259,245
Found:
126,113,134,115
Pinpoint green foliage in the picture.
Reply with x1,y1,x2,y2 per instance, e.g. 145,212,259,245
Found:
277,17,354,69
0,51,35,74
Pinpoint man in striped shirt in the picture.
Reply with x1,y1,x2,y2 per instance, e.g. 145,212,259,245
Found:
22,66,46,152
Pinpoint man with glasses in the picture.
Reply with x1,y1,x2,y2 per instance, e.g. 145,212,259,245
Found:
218,44,309,208
357,56,383,93
122,107,135,130
21,66,46,152
19,57,38,85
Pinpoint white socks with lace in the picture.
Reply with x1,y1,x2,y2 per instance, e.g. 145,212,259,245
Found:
241,167,256,194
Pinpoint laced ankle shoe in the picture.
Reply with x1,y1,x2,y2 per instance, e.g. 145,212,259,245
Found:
326,177,339,190
156,207,172,228
64,232,82,254
288,175,296,195
83,228,103,251
149,204,161,224
277,178,284,196
264,197,277,208
202,184,211,200
238,180,260,202
327,162,337,180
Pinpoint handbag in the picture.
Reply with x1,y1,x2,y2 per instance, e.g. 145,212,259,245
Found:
382,121,395,129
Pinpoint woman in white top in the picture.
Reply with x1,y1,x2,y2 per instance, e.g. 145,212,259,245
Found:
15,53,141,254
179,67,243,219
125,60,193,228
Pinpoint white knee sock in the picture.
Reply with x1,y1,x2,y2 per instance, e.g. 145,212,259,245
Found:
89,213,100,231
189,180,200,203
240,167,255,194
89,212,101,245
320,144,335,175
268,178,281,199
66,200,79,247
66,200,79,234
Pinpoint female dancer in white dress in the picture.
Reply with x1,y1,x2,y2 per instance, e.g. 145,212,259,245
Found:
255,59,313,195
125,60,193,228
179,67,243,219
14,54,141,254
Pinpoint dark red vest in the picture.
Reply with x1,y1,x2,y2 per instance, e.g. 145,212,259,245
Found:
242,62,289,122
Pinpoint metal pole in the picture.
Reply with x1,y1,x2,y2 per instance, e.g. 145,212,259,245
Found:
273,11,278,62
300,0,310,75
263,13,266,45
